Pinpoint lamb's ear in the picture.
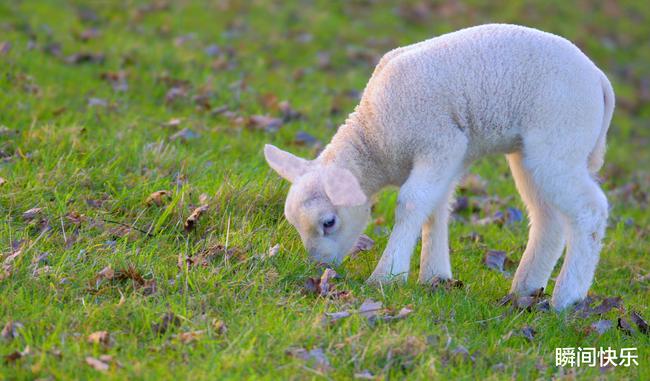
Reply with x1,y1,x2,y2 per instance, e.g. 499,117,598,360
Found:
264,144,309,182
323,167,367,207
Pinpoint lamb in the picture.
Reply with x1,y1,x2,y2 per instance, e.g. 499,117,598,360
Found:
264,24,615,310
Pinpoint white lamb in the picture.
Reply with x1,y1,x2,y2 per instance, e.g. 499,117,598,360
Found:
264,24,615,310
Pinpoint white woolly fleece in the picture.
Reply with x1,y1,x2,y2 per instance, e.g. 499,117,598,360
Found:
268,24,615,310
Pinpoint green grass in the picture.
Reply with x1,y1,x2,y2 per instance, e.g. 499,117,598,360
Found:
1,0,648,379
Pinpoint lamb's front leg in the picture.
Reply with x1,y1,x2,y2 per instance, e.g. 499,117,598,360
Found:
418,187,455,283
367,162,460,284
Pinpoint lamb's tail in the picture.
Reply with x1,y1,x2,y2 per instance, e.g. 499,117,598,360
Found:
588,71,615,173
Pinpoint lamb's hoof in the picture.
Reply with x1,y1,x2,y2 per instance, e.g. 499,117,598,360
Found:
551,291,585,312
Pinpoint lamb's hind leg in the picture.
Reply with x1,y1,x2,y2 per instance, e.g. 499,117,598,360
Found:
514,151,608,310
418,185,456,283
507,152,566,296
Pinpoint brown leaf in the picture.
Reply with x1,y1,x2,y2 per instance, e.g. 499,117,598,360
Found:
266,243,280,258
459,173,487,195
350,234,374,256
247,115,283,133
65,52,105,65
589,320,613,335
384,307,413,322
303,268,350,299
152,312,181,335
145,190,171,206
286,347,331,372
292,131,321,147
87,331,110,345
22,207,43,220
4,350,25,364
359,298,383,320
484,250,514,273
323,310,351,325
184,205,209,231
177,330,204,344
520,325,536,341
1,321,23,341
617,317,633,335
630,311,648,334
430,276,464,292
85,356,109,371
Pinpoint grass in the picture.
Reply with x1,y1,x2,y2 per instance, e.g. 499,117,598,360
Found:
1,0,648,379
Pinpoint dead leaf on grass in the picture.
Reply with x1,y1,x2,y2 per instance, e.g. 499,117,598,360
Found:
350,234,374,256
429,276,464,292
184,205,209,231
65,52,105,65
520,325,536,341
22,207,43,220
484,250,514,273
146,190,171,206
286,347,331,372
87,331,111,346
617,317,633,335
589,320,613,335
359,298,383,321
85,356,109,371
0,177,6,186
1,321,23,341
631,311,648,334
304,268,351,299
152,312,181,335
247,115,283,133
177,330,204,344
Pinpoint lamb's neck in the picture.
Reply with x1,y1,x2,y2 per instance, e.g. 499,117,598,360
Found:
316,115,386,197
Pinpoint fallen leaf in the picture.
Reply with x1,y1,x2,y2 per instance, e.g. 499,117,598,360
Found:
0,177,5,186
323,310,351,325
630,311,648,334
591,297,623,315
211,319,227,334
589,320,613,335
22,207,43,220
617,317,633,335
247,115,283,133
145,190,171,206
520,325,536,341
4,351,22,364
178,330,204,344
162,118,182,128
359,298,383,320
85,356,109,371
267,243,280,258
286,347,331,372
152,312,181,335
484,250,513,273
87,331,110,346
292,131,320,147
429,276,464,292
459,173,487,195
1,321,23,340
65,52,105,65
354,370,375,379
169,128,199,142
384,307,413,321
350,234,374,255
184,205,209,231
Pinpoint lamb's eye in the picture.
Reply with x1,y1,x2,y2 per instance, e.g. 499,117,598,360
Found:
322,217,336,233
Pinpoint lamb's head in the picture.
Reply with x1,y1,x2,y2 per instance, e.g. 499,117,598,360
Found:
264,144,370,264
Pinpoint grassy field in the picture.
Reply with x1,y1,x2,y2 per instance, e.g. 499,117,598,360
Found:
1,0,649,379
